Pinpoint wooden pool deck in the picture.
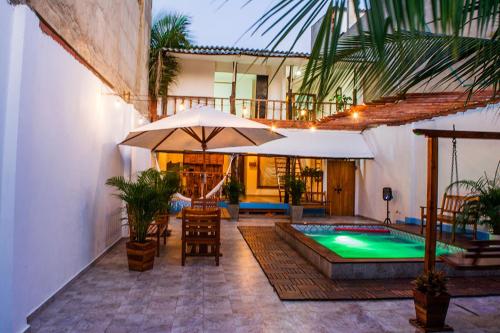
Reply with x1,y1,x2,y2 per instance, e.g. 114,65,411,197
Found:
238,226,500,301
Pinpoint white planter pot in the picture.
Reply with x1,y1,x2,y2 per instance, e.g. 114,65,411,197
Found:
227,204,240,222
290,205,303,222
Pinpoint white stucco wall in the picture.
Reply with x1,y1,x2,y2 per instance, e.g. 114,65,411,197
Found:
0,5,150,332
169,58,215,97
171,57,289,101
358,104,500,223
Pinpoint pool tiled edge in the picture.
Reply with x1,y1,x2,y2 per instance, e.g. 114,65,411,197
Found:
275,222,496,280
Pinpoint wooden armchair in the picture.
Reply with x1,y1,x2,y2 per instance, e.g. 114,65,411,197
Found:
181,208,221,266
420,193,478,242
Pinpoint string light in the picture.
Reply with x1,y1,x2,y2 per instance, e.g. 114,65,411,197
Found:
271,124,277,131
352,111,359,119
300,109,307,117
179,103,185,111
295,69,302,76
310,125,316,132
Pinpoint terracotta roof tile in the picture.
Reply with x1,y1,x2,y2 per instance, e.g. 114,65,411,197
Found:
164,45,310,58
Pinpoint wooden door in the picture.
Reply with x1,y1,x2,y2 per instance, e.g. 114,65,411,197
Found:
327,161,355,216
255,75,268,118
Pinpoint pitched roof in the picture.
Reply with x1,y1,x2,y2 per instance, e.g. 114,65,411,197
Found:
164,45,310,58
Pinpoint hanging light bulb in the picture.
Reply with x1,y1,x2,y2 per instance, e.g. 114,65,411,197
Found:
352,111,359,119
300,109,307,117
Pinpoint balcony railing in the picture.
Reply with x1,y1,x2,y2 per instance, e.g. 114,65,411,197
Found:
156,95,351,122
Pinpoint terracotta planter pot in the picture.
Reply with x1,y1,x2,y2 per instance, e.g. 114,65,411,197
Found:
413,289,450,329
227,204,240,221
126,240,156,272
290,205,303,222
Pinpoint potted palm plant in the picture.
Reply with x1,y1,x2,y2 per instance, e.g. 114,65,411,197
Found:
284,175,306,222
450,161,500,237
106,170,165,272
412,270,450,329
223,177,244,221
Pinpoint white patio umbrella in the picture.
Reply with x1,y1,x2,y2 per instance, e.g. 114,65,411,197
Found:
120,105,285,198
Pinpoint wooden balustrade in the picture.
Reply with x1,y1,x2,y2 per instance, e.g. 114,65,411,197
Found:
155,95,349,122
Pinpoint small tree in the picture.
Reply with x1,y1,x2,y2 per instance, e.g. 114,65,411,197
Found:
149,13,193,116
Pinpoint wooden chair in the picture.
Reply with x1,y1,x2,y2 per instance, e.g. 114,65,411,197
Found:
191,198,219,210
181,208,221,266
420,193,478,242
440,240,500,270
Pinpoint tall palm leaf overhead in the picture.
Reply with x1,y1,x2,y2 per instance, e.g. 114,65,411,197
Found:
250,0,499,102
149,13,193,102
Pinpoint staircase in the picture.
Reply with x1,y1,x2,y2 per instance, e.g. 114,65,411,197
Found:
274,157,303,202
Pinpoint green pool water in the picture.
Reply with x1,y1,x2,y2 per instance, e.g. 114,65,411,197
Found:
305,231,456,259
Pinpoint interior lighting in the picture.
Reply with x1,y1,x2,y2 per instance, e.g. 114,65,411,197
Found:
242,106,249,117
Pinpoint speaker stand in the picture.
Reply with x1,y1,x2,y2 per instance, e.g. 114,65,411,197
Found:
383,200,391,224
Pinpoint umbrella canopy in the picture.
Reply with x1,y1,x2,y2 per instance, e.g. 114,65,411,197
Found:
120,105,284,151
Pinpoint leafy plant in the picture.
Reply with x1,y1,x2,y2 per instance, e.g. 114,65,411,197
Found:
448,161,500,234
414,270,448,296
223,177,244,205
106,172,164,243
283,175,306,206
331,94,352,112
140,168,181,214
149,13,193,109
250,1,499,102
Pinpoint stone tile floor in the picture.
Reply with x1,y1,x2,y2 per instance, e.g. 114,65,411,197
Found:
29,216,500,333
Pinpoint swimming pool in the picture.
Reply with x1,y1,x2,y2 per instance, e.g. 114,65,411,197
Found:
298,225,458,259
275,223,465,279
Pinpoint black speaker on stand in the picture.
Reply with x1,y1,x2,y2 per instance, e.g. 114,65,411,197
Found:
382,187,393,224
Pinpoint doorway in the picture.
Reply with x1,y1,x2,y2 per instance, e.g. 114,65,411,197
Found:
327,161,355,216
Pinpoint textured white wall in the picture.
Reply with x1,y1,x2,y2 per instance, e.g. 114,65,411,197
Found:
0,3,20,333
358,104,500,223
0,6,150,332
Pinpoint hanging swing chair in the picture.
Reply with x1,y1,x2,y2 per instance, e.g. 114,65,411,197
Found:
420,125,479,242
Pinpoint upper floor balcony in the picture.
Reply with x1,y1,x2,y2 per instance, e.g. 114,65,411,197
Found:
153,95,352,128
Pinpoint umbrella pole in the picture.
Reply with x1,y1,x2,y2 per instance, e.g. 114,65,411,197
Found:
202,144,207,208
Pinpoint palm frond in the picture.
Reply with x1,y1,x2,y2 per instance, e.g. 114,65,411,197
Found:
249,0,499,102
149,13,193,99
